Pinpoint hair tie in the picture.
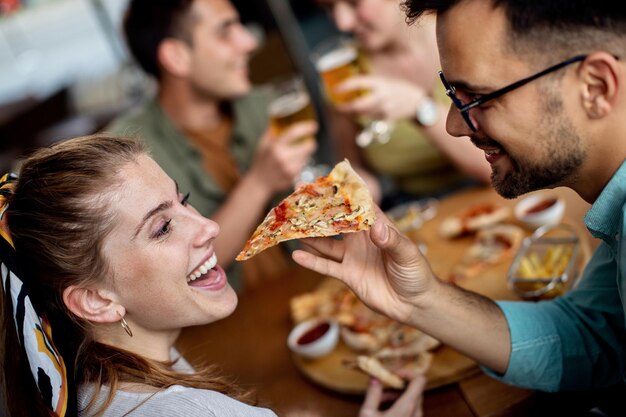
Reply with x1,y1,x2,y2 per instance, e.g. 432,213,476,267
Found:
0,173,69,416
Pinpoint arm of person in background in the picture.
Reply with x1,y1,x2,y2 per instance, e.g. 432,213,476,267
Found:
335,75,492,184
328,107,383,204
292,206,511,373
210,121,317,266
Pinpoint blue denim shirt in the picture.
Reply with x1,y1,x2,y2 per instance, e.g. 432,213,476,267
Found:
484,159,626,391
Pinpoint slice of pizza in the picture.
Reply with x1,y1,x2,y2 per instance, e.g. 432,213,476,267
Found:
439,203,510,239
449,224,525,281
236,160,375,261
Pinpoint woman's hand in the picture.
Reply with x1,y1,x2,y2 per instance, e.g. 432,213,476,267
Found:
359,375,426,417
335,75,426,121
292,205,437,323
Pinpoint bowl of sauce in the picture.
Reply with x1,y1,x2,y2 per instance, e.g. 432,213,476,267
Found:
287,318,339,359
514,194,565,230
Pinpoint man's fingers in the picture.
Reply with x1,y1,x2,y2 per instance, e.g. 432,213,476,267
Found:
359,378,383,417
370,215,420,267
292,250,343,278
298,237,344,262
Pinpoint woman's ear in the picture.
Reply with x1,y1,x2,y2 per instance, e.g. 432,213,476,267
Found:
62,285,122,324
158,38,192,78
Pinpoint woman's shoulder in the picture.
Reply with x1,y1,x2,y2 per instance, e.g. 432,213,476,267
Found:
79,384,277,417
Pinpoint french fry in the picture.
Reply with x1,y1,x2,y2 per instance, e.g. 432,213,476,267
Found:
518,244,573,279
519,257,536,278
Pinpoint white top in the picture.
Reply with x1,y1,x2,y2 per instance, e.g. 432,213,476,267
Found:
77,350,277,417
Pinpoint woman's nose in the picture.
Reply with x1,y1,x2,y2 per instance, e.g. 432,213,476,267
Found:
191,210,220,247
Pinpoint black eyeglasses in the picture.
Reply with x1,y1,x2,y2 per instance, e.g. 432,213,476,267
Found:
439,54,587,132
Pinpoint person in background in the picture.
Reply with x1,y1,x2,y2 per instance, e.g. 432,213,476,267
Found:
293,0,626,414
106,0,317,289
0,134,426,417
316,0,490,207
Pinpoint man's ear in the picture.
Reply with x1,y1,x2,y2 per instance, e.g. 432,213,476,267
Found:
579,52,620,119
158,38,192,78
62,285,122,324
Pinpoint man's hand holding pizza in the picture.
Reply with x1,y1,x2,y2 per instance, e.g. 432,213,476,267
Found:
241,160,512,373
292,206,512,373
292,206,436,325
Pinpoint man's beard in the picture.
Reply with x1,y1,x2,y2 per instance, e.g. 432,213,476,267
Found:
486,93,585,199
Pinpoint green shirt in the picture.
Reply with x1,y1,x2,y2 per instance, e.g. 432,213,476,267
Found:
105,90,270,290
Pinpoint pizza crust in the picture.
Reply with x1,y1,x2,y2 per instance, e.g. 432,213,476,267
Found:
440,204,510,239
353,351,434,389
356,356,406,389
450,224,525,281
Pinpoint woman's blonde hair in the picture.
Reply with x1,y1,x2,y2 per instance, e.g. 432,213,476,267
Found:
2,134,253,416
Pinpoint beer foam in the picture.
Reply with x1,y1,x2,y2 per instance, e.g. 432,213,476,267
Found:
269,92,310,118
315,47,358,72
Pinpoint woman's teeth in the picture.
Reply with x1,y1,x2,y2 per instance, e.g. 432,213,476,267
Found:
485,149,501,156
187,253,218,282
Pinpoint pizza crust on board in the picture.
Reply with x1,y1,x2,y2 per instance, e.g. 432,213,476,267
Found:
449,224,525,281
351,352,434,389
440,204,510,239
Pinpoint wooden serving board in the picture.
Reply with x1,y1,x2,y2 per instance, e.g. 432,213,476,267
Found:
290,187,592,395
292,340,479,393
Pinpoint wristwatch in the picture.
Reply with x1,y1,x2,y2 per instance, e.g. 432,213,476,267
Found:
415,95,440,127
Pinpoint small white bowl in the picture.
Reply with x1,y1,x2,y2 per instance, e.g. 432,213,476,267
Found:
515,194,565,230
287,318,339,359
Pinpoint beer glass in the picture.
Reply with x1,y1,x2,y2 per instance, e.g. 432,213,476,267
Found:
268,76,316,143
267,75,328,183
311,36,394,147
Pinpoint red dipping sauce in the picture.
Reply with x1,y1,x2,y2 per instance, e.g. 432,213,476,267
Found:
297,322,330,345
526,198,557,215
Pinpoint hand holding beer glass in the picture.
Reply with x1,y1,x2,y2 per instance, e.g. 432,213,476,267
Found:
311,37,394,148
267,75,328,183
268,76,316,142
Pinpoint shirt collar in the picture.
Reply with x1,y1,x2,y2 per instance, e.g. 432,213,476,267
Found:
584,159,626,242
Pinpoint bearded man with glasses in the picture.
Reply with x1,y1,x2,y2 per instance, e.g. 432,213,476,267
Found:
292,0,626,410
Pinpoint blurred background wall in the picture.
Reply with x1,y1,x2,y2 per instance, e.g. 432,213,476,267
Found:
0,0,340,173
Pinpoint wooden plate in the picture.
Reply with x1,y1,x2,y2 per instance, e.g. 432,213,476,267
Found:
292,339,479,393
290,188,592,395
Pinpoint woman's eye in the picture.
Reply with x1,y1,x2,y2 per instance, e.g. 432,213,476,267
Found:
181,192,190,207
153,219,172,239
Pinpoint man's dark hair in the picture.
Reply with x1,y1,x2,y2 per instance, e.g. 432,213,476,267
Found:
402,0,626,60
124,0,197,79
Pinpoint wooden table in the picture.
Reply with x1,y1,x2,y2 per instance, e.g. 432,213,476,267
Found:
177,185,603,417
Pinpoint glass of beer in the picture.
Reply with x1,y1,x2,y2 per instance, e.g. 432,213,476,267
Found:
267,75,328,183
311,36,394,147
268,75,316,143
311,37,366,105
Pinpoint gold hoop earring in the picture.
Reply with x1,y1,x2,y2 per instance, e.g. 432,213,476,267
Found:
118,312,133,337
